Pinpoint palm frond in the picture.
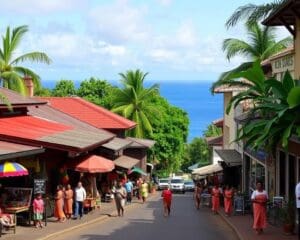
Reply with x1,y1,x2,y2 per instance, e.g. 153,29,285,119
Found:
11,52,52,65
222,38,255,60
12,66,42,90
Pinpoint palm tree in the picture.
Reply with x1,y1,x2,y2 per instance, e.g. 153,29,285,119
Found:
0,25,51,95
112,70,159,138
212,22,291,90
224,62,300,151
226,1,284,28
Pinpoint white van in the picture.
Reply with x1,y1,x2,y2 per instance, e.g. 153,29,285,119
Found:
170,177,185,194
158,178,170,190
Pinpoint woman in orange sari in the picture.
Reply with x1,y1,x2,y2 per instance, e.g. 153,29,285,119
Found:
224,185,233,216
211,184,221,214
64,184,73,219
251,181,268,234
54,185,66,222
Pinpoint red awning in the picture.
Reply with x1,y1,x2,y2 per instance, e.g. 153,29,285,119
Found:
75,155,115,173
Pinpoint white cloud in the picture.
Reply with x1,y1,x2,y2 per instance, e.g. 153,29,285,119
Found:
87,0,150,44
156,0,172,7
149,49,178,62
0,0,86,14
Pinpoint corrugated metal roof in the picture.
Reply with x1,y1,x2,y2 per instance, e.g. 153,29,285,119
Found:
215,149,242,167
126,137,155,148
38,97,136,130
101,138,133,151
0,141,44,160
206,136,223,146
192,164,223,176
114,155,140,169
0,116,113,152
0,88,47,107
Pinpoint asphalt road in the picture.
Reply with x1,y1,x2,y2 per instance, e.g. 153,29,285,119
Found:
53,192,238,240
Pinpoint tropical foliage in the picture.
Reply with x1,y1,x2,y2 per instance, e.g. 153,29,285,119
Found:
0,25,51,94
112,70,159,138
52,80,76,97
224,62,300,151
212,22,291,91
226,1,284,28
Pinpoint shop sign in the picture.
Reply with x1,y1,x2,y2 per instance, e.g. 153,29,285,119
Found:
34,179,46,194
233,196,244,215
272,55,294,73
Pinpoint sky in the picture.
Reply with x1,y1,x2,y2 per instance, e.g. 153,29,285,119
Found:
0,0,290,82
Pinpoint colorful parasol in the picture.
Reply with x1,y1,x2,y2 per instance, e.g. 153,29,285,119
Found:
128,167,147,176
0,162,29,177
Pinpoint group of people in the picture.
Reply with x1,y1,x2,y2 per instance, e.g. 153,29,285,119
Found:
111,178,150,217
32,181,87,228
194,181,270,235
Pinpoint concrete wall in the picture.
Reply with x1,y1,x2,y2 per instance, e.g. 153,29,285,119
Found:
223,92,237,150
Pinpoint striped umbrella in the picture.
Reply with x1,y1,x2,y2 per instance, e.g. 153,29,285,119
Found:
0,162,28,177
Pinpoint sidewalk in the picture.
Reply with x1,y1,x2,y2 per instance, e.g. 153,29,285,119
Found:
218,209,298,240
1,194,157,240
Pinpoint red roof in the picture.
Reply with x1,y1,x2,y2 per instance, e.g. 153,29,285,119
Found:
0,116,113,152
38,97,136,130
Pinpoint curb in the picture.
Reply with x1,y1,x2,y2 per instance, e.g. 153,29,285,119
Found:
218,211,244,240
37,194,158,240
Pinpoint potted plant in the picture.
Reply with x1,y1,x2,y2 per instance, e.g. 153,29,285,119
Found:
280,200,296,235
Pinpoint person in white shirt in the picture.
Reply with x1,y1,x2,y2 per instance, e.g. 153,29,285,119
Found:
295,181,300,239
73,182,86,219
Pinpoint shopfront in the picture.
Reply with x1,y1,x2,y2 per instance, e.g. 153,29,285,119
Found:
243,147,268,196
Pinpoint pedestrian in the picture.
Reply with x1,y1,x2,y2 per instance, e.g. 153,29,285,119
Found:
136,178,142,200
295,181,300,239
211,184,221,214
54,185,66,222
224,185,233,216
251,181,268,235
125,179,133,204
162,185,172,217
64,184,73,219
73,181,86,220
113,181,127,217
141,180,149,203
33,193,44,228
194,182,203,210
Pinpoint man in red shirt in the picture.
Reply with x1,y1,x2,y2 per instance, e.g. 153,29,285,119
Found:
161,186,172,217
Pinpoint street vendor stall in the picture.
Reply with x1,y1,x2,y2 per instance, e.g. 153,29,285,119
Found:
75,155,115,211
0,162,31,234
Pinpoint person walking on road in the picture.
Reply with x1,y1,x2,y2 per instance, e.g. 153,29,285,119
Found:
125,179,133,204
211,184,221,214
141,180,149,203
73,182,86,220
162,185,172,217
251,181,268,235
194,182,203,210
295,181,300,239
113,181,127,217
54,185,66,222
224,185,233,217
64,184,73,219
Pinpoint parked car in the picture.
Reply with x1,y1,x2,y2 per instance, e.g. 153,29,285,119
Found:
170,177,185,194
184,180,195,192
158,178,170,190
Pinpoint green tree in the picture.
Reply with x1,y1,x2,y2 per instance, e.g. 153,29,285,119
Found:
150,94,189,175
181,138,210,172
77,77,116,109
34,87,52,97
212,22,291,90
226,1,284,28
112,70,159,138
0,25,51,94
203,124,222,137
52,80,76,97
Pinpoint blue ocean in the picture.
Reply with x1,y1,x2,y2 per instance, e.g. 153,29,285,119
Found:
42,80,223,142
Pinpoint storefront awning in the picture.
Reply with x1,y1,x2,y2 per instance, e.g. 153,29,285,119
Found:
0,141,44,160
114,155,140,169
215,149,242,167
101,137,133,152
192,164,223,176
